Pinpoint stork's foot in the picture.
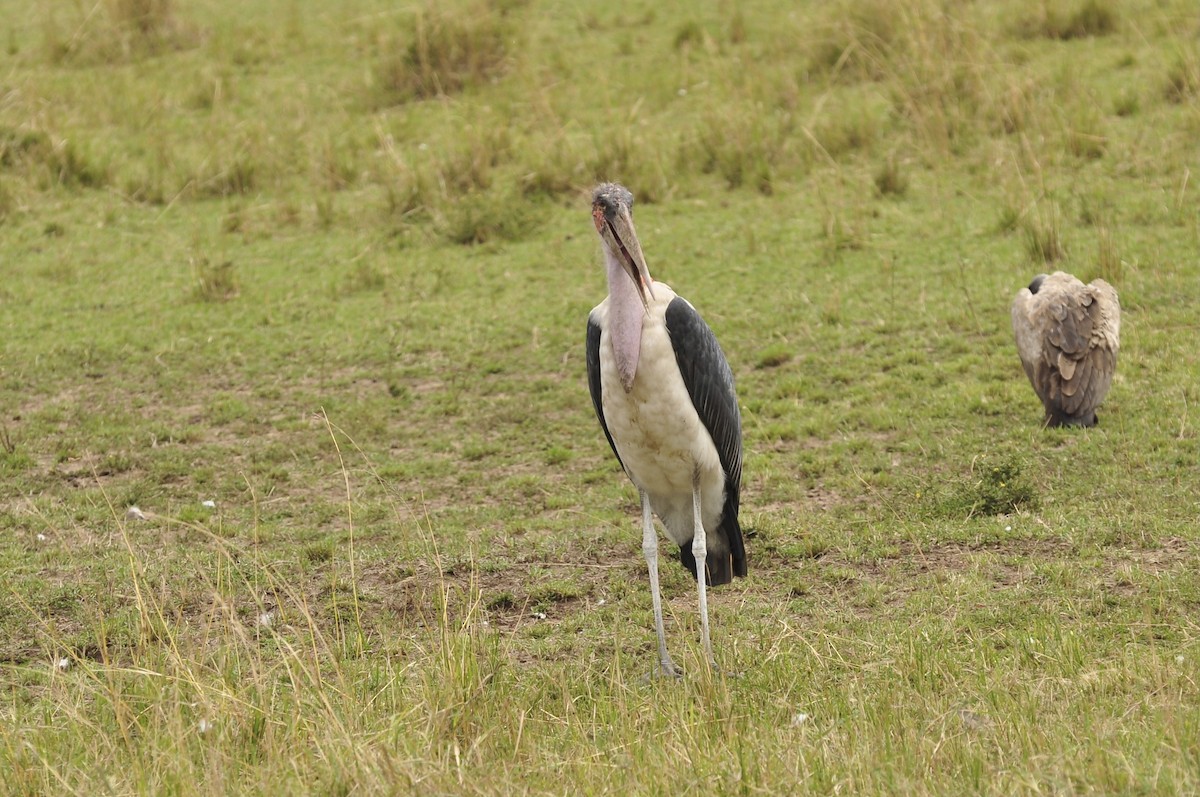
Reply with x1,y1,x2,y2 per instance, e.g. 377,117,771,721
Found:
640,663,742,682
640,661,683,683
639,659,741,681
693,657,739,678
708,663,742,679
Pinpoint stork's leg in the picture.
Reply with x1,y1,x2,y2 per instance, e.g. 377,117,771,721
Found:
691,472,714,668
641,489,679,677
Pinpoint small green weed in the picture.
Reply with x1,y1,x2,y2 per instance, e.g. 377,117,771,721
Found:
528,579,583,606
303,541,335,564
0,447,33,475
940,459,1039,518
756,344,793,369
543,446,572,465
207,395,252,425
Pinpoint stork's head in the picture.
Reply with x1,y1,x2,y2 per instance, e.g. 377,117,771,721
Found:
593,183,653,310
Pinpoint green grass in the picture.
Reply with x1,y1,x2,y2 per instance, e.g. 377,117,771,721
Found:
2,0,1200,793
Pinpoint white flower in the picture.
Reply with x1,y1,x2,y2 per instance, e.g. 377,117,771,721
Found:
56,657,70,670
532,612,547,620
201,500,216,509
791,713,810,726
36,533,47,542
258,612,274,628
198,719,213,734
1176,655,1185,664
126,506,148,521
595,599,606,607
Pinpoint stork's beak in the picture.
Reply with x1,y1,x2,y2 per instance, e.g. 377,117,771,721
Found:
594,202,654,311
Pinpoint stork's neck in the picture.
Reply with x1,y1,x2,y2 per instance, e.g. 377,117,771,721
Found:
605,249,646,393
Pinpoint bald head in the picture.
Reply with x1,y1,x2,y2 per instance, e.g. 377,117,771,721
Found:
592,183,634,222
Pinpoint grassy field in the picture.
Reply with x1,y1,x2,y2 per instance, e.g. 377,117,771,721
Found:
2,0,1199,793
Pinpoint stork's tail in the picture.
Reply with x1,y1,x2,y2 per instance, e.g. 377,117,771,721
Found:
678,514,747,587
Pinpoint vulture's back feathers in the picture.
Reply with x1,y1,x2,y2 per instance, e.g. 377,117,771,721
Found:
1011,271,1119,427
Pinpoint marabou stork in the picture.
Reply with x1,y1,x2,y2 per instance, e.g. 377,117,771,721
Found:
584,183,746,677
1012,271,1120,427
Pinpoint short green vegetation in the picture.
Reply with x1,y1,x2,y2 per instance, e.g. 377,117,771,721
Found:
1,0,1198,793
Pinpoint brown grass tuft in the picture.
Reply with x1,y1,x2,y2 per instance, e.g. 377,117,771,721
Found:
374,2,515,105
440,185,540,245
43,0,198,64
190,257,239,302
874,154,908,197
0,179,13,222
1165,50,1200,104
1023,203,1067,264
1096,225,1122,283
1015,0,1118,40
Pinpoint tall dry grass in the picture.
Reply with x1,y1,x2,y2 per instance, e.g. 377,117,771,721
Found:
42,0,198,64
373,1,516,105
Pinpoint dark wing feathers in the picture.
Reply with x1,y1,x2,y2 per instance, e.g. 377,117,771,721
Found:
664,297,746,582
664,298,742,495
586,314,624,472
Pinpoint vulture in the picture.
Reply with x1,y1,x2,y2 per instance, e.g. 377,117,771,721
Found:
1011,271,1120,427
